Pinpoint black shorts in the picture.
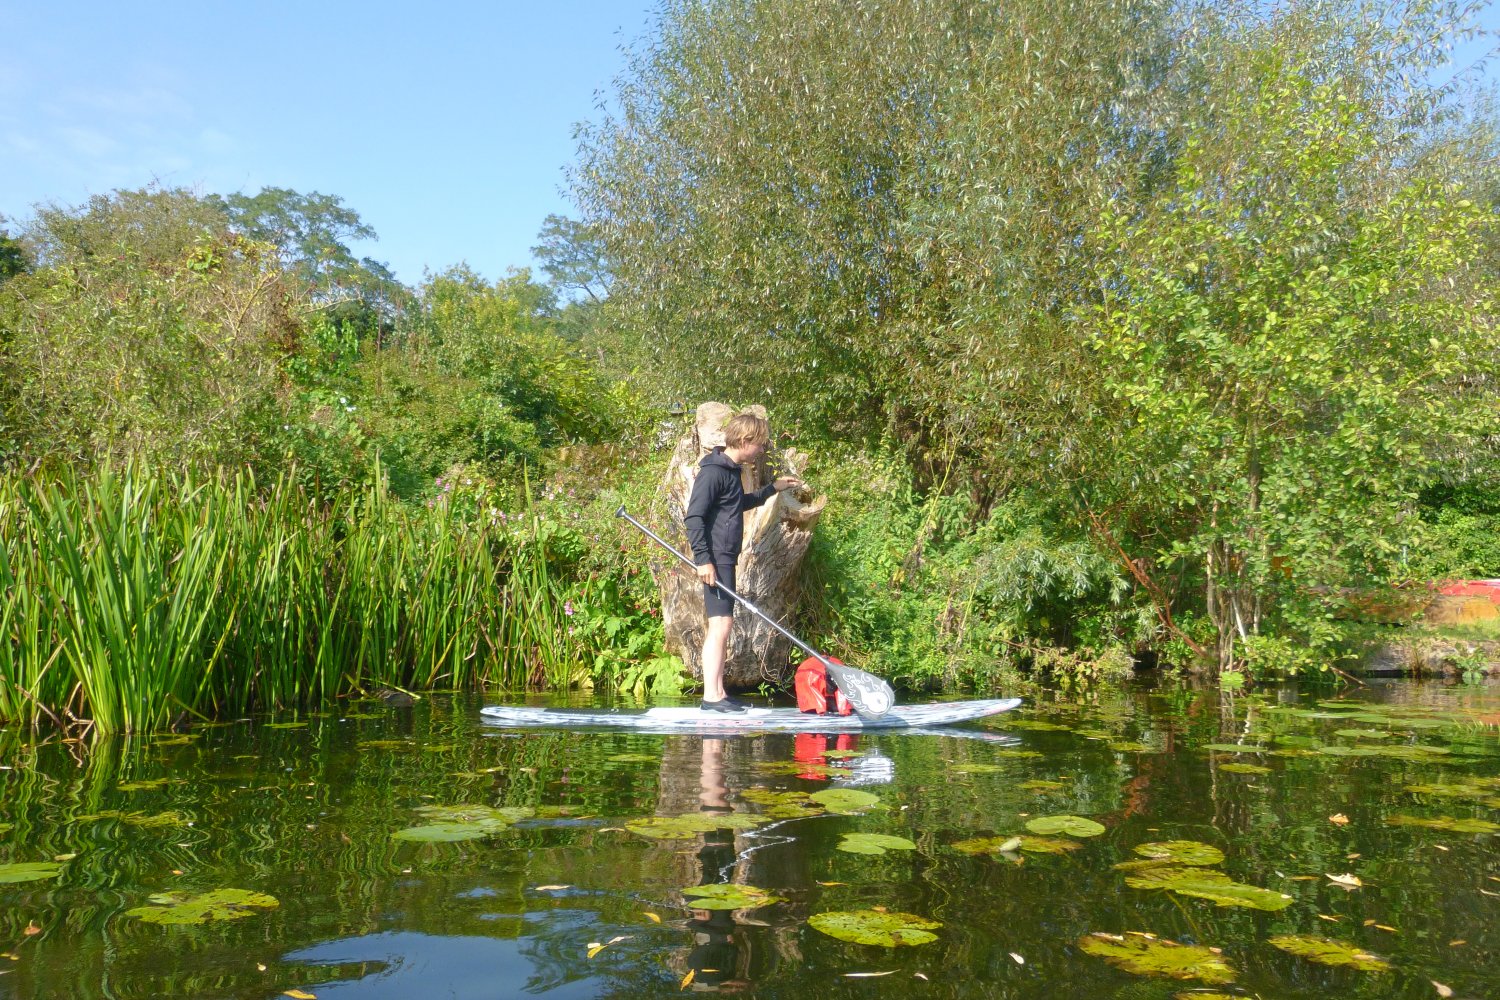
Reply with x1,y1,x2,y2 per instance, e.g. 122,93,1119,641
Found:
703,562,737,618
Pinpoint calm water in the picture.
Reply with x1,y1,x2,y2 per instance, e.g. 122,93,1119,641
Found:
1,680,1498,999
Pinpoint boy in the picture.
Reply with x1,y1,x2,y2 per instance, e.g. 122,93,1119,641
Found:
683,412,802,712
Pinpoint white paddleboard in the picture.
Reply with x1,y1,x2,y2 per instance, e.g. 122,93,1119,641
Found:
480,698,1022,733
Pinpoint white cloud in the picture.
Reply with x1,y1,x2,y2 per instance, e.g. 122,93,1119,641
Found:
57,126,120,158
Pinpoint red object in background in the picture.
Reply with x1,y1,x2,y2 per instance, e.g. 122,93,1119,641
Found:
1437,580,1500,602
795,656,853,715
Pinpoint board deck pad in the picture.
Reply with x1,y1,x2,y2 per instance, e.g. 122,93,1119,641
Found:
480,698,1022,733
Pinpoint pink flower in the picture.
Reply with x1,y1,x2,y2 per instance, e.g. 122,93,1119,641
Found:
564,601,575,617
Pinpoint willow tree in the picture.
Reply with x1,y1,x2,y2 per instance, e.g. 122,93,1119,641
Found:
1080,6,1499,670
570,0,1181,476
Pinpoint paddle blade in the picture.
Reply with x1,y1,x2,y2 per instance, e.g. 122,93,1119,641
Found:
826,662,894,720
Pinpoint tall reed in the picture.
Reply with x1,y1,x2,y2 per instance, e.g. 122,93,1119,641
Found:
0,460,589,732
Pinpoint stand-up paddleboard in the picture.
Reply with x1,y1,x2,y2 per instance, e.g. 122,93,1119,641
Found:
480,698,1022,733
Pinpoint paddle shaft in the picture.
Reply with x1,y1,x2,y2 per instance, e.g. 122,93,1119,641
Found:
615,505,838,669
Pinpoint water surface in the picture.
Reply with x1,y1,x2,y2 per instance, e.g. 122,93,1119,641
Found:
1,680,1497,998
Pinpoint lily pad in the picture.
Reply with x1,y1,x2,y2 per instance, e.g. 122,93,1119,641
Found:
820,749,864,759
414,804,534,824
1317,746,1379,757
1386,814,1500,833
265,721,308,730
117,778,182,791
1133,841,1225,866
0,862,63,884
125,888,279,925
1109,741,1165,753
754,761,850,778
1202,743,1267,754
950,763,1010,774
809,909,941,947
1003,720,1073,731
1218,763,1272,775
808,788,881,813
625,812,762,839
392,822,500,842
1404,784,1492,800
739,788,826,819
605,753,658,763
1334,729,1392,740
837,833,917,855
1018,779,1069,792
954,835,1081,855
1026,815,1105,838
1077,932,1236,984
1267,934,1390,971
1124,867,1291,910
681,883,784,910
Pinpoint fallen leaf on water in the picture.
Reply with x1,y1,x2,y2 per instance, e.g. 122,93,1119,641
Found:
1010,952,1025,964
1480,888,1499,897
679,969,694,989
1434,845,1449,852
586,942,604,959
914,972,929,980
1288,875,1319,881
1449,940,1466,946
1346,853,1360,860
1376,925,1397,933
816,881,847,886
283,992,317,1000
844,971,896,977
1433,982,1453,998
534,885,570,891
1318,914,1340,923
53,854,76,862
1329,813,1350,825
257,963,267,971
22,924,39,936
1362,919,1376,927
1,953,17,961
998,836,1024,853
642,912,661,923
1326,873,1363,889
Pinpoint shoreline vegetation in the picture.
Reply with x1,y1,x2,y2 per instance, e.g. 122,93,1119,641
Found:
4,0,1500,732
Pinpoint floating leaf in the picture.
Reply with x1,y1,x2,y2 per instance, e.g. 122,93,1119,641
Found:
1026,815,1105,838
950,763,1009,774
414,804,534,825
625,812,762,840
1003,720,1072,731
126,888,279,925
606,753,657,763
265,722,307,730
1268,935,1390,971
738,788,825,819
1077,932,1236,984
1218,763,1272,775
1318,746,1379,758
117,778,182,791
1202,743,1267,754
1326,873,1363,889
1133,841,1225,866
1386,815,1500,834
837,833,916,855
1334,729,1392,740
820,749,864,759
1405,784,1492,800
1018,780,1069,792
1124,867,1291,910
954,835,1080,855
808,789,881,813
754,761,849,778
392,822,497,842
809,910,941,947
682,883,784,909
0,862,62,884
1109,741,1164,753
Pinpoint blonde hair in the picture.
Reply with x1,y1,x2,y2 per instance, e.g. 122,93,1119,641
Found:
723,412,770,449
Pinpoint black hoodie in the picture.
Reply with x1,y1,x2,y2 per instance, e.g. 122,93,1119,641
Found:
684,447,778,566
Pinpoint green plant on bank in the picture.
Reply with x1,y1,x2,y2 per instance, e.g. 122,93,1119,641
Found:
0,460,663,733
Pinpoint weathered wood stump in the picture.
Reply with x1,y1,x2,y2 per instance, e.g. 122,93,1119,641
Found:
659,403,824,691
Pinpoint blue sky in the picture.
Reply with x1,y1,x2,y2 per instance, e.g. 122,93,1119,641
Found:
0,1,658,284
2,2,1495,287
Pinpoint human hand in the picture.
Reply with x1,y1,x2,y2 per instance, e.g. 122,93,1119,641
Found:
696,563,717,587
773,476,803,492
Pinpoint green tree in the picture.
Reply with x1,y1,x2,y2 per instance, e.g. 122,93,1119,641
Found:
0,223,28,282
1081,35,1498,670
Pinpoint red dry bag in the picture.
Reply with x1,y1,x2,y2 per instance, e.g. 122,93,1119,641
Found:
794,655,853,715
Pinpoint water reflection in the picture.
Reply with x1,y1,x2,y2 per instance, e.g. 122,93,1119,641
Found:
0,682,1497,998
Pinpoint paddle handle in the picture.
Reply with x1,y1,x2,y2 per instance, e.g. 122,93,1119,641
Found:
614,505,832,668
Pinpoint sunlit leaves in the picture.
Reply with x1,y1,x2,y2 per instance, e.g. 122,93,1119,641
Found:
125,888,279,925
1268,934,1390,971
681,884,784,910
809,910,942,947
1077,932,1236,984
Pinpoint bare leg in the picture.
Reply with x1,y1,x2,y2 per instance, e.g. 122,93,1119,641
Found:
701,615,732,702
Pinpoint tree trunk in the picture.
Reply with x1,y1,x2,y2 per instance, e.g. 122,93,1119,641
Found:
658,403,825,691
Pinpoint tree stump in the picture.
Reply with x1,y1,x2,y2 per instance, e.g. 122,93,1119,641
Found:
659,403,825,691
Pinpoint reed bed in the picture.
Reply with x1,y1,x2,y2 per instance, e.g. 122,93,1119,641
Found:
0,462,585,733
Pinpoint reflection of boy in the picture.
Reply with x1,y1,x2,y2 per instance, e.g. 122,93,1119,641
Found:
687,738,746,990
684,413,801,713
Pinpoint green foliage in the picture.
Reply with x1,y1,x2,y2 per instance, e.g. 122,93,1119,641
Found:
0,188,300,475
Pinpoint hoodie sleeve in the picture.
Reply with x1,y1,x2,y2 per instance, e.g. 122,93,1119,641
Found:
740,481,779,512
683,467,721,565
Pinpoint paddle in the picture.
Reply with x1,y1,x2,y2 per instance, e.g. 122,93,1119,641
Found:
615,506,895,720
